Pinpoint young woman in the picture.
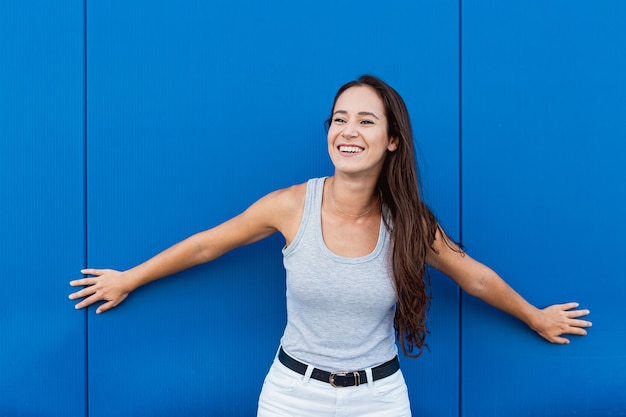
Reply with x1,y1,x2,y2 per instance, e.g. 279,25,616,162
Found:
69,75,591,416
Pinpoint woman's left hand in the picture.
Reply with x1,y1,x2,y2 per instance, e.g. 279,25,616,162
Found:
531,302,592,344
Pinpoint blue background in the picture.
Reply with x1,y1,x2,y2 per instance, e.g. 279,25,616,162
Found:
1,0,624,415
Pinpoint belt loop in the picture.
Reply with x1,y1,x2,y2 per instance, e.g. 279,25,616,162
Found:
365,368,374,390
302,364,314,385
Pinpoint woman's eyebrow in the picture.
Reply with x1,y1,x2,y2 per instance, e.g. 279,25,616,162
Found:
333,110,380,120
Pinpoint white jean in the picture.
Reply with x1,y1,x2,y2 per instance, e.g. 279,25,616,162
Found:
257,356,411,417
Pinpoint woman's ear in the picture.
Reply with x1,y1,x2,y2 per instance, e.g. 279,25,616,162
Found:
388,137,399,152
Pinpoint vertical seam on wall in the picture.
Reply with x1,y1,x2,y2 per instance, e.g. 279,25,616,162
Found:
83,0,89,415
458,0,464,416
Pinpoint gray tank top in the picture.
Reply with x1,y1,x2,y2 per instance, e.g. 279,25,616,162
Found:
280,177,398,371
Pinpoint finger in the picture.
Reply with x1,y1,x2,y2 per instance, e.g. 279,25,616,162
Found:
81,268,105,276
566,309,591,318
69,277,98,287
564,326,588,336
549,335,570,344
68,285,97,300
568,318,593,328
96,300,116,314
74,293,103,310
557,302,580,311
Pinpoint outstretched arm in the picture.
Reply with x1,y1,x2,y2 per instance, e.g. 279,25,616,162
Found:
69,186,301,314
426,228,592,344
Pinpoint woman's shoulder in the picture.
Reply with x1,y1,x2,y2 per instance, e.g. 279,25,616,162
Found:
270,181,306,203
268,177,325,206
261,180,313,244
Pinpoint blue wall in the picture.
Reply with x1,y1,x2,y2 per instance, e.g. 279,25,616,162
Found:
0,1,86,415
1,0,624,415
461,2,626,415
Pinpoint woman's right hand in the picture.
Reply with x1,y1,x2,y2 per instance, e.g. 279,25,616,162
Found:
69,269,132,314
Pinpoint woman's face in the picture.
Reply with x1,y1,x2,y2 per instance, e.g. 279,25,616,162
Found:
327,86,398,178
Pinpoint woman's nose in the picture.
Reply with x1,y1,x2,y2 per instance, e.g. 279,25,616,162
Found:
341,122,358,138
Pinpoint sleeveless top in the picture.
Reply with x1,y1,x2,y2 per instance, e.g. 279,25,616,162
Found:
279,177,398,371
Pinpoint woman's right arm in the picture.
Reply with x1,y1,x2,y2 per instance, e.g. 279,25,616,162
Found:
69,185,303,314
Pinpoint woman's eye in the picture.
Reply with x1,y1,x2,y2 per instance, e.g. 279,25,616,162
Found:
333,118,346,123
360,119,374,125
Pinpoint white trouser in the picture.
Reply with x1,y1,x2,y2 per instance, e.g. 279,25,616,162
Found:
257,356,411,417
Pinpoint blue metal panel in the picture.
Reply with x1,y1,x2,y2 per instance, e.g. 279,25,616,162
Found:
462,1,626,415
395,1,461,416
86,0,460,415
0,1,86,415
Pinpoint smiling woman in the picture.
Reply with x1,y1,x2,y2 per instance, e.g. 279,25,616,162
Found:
69,75,591,417
327,86,398,179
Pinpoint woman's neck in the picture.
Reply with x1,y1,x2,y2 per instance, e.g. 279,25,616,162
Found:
325,175,380,219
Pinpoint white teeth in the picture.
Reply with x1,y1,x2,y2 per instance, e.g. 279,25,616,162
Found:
339,145,363,153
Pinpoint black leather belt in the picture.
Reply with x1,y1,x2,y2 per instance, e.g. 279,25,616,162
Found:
278,347,400,388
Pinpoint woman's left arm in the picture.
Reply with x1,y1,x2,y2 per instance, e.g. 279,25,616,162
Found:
426,228,592,344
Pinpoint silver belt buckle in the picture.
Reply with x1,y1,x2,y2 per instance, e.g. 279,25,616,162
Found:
329,371,360,387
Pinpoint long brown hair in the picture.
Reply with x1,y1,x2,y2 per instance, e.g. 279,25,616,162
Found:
328,75,441,357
